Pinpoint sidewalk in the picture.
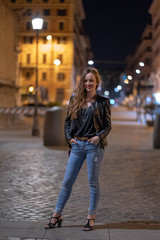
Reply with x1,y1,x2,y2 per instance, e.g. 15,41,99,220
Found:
0,220,160,239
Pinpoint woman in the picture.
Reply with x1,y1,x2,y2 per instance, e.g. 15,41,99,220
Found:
45,67,111,231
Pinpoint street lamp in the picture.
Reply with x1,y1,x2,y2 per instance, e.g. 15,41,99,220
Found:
31,15,43,136
28,86,34,93
127,75,132,80
88,60,94,66
135,69,141,74
54,59,61,66
46,35,52,40
139,61,144,67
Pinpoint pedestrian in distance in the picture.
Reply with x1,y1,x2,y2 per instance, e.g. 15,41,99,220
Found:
45,67,112,231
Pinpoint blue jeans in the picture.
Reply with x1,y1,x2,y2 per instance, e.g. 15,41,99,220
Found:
54,140,104,215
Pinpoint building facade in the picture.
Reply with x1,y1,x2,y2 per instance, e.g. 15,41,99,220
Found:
0,0,19,107
7,0,92,105
125,24,153,104
149,0,160,93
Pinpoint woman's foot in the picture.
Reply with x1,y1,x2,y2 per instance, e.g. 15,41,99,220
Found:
83,215,95,231
45,214,63,229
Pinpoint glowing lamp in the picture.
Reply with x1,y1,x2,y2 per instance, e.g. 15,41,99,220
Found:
32,17,43,30
54,59,61,65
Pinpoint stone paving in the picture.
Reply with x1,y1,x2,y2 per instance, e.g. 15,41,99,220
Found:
0,121,160,226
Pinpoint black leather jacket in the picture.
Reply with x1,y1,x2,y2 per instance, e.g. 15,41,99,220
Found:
64,94,112,149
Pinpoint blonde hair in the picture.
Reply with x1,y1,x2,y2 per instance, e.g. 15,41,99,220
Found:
68,67,101,119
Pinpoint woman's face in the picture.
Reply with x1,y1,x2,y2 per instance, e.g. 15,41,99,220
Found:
84,72,97,94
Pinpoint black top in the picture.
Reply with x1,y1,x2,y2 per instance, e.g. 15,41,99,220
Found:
70,105,96,138
65,94,112,149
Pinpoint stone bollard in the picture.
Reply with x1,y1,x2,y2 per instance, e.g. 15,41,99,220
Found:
43,106,67,146
153,113,160,149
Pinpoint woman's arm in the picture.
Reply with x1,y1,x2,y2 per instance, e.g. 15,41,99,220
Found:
64,110,78,146
96,98,112,141
64,95,75,144
64,111,72,141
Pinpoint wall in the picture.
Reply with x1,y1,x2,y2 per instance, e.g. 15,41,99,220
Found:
0,0,19,107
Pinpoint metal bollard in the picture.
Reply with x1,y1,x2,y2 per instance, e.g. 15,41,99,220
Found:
43,106,67,146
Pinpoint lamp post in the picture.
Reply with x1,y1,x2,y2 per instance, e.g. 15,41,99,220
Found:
31,15,43,136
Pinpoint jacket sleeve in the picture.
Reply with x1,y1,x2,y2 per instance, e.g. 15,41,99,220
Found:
64,95,74,143
64,110,72,142
96,98,112,141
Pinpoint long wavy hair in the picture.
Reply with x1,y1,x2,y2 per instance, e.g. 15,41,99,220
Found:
68,67,102,119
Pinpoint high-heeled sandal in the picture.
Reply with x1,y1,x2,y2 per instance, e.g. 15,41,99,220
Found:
83,218,95,231
45,215,63,229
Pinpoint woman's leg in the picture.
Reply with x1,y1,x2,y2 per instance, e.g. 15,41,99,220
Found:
54,143,86,215
45,143,86,228
86,144,104,216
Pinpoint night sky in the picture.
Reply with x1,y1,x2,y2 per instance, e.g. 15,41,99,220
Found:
82,0,153,70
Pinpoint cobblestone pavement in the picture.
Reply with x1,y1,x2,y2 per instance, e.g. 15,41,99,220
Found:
0,121,160,225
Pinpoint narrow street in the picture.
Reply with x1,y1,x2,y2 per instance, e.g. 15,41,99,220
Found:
0,111,160,226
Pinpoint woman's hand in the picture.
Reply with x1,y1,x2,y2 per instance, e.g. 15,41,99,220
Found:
68,138,77,145
88,136,100,145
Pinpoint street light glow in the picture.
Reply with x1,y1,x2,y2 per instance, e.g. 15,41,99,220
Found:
46,35,52,40
117,85,122,90
127,75,132,80
124,79,129,84
154,92,160,105
135,69,141,74
114,87,119,92
32,17,43,30
29,86,34,93
139,62,144,67
110,99,115,104
104,90,109,96
54,59,61,65
88,60,94,65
